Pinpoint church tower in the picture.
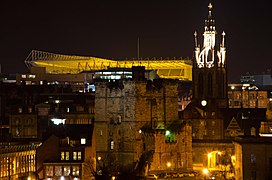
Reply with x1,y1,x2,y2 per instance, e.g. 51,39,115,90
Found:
192,3,227,108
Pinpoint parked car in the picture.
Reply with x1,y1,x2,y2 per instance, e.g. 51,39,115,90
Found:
171,172,179,178
178,173,184,177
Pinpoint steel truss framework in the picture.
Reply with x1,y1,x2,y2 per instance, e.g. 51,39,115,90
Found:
25,50,192,80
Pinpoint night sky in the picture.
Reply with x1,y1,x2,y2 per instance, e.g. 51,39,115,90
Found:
1,0,272,82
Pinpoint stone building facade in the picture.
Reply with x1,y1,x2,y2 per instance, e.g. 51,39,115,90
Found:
95,78,192,173
181,3,233,172
0,143,39,180
233,136,272,180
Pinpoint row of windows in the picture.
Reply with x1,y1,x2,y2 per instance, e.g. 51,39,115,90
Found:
21,74,36,79
45,165,80,177
95,71,133,75
13,118,35,125
61,151,82,161
192,129,216,137
0,154,35,178
18,107,33,113
228,92,266,100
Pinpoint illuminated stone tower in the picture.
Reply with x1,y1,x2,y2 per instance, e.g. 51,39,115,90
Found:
193,3,227,108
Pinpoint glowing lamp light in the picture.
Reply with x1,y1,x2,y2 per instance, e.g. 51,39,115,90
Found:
203,168,209,175
208,153,212,159
167,162,171,168
201,100,207,107
98,156,102,161
51,118,66,125
165,130,170,136
139,129,142,134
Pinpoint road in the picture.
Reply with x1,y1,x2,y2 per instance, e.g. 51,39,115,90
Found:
158,176,204,180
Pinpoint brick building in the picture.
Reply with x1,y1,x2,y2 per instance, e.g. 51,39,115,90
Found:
36,124,96,180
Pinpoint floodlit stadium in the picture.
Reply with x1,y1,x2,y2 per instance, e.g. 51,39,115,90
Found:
25,50,192,80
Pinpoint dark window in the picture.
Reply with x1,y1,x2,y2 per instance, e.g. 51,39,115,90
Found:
251,154,256,164
198,73,204,98
208,73,213,97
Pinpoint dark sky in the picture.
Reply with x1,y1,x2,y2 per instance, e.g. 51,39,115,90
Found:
1,0,272,82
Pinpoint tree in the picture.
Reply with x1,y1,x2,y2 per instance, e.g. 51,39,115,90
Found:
218,151,234,179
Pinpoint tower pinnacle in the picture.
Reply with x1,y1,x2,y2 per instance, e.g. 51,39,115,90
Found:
192,3,228,107
208,3,213,9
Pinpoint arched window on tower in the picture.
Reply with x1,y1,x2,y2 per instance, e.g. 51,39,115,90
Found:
217,72,222,97
222,74,226,98
207,49,213,63
218,73,226,98
208,73,213,98
198,73,204,98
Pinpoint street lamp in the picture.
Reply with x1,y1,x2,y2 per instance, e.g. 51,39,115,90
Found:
166,162,171,179
203,168,209,180
167,162,171,168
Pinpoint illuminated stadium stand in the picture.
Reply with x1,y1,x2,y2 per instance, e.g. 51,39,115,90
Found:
25,50,192,81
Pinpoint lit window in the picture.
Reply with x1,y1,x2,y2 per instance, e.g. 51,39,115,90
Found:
103,72,111,75
18,108,22,113
81,138,86,145
55,166,62,176
28,107,32,113
65,152,69,160
63,166,70,176
78,152,81,160
28,74,36,78
212,121,215,126
21,74,27,78
251,154,256,164
46,166,53,177
61,152,65,160
73,152,77,160
67,108,70,113
72,166,80,176
117,115,122,123
110,140,114,150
